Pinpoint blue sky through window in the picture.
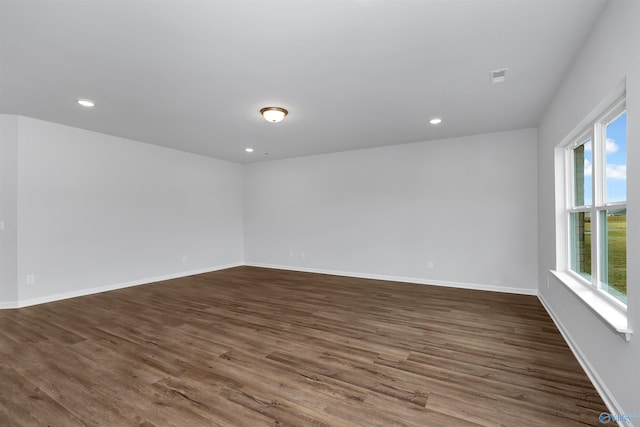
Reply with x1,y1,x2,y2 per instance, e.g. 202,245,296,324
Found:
605,112,626,203
581,111,626,205
583,139,592,206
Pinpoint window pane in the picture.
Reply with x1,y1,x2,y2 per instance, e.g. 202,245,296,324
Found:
570,211,591,280
573,140,592,206
605,112,626,204
599,210,627,304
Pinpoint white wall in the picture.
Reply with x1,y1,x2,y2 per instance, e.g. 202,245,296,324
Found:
537,0,639,418
3,115,243,306
0,115,19,306
245,128,539,294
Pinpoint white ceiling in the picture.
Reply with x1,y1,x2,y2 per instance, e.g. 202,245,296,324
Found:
0,0,606,163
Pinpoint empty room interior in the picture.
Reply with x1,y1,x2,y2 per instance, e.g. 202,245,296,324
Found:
0,0,638,426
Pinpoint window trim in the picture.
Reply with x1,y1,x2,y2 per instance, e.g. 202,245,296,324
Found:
565,97,626,303
553,85,631,341
549,270,631,341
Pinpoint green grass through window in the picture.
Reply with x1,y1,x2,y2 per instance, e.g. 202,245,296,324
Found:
584,216,626,298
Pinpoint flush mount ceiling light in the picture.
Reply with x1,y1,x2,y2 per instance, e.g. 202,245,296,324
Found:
429,118,442,125
260,107,288,123
77,98,95,107
245,147,254,153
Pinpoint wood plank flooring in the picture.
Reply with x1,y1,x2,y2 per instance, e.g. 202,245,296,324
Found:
0,266,606,426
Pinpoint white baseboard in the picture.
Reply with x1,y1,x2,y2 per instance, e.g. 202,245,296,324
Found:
0,262,537,309
0,300,19,310
537,292,632,427
244,262,538,296
0,262,243,309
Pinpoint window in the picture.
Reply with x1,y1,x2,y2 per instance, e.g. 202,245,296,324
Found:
565,97,627,306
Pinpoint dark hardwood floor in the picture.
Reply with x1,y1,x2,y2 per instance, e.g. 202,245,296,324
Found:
0,266,606,426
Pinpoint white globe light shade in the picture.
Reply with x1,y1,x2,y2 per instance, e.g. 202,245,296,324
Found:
260,107,288,123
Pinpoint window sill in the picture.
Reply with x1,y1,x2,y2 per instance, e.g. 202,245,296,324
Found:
550,270,632,341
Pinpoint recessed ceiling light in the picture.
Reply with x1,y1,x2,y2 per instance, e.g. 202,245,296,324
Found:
245,148,254,153
77,98,95,107
430,118,442,125
260,107,288,123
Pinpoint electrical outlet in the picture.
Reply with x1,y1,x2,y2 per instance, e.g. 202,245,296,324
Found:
427,260,434,269
289,251,294,258
301,252,305,259
26,274,35,285
181,255,188,263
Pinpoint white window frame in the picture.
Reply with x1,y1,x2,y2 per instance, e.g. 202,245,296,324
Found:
552,90,631,341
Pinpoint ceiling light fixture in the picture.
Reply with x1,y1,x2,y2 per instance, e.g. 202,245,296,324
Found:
260,107,288,123
77,98,95,107
429,118,442,125
245,148,254,153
